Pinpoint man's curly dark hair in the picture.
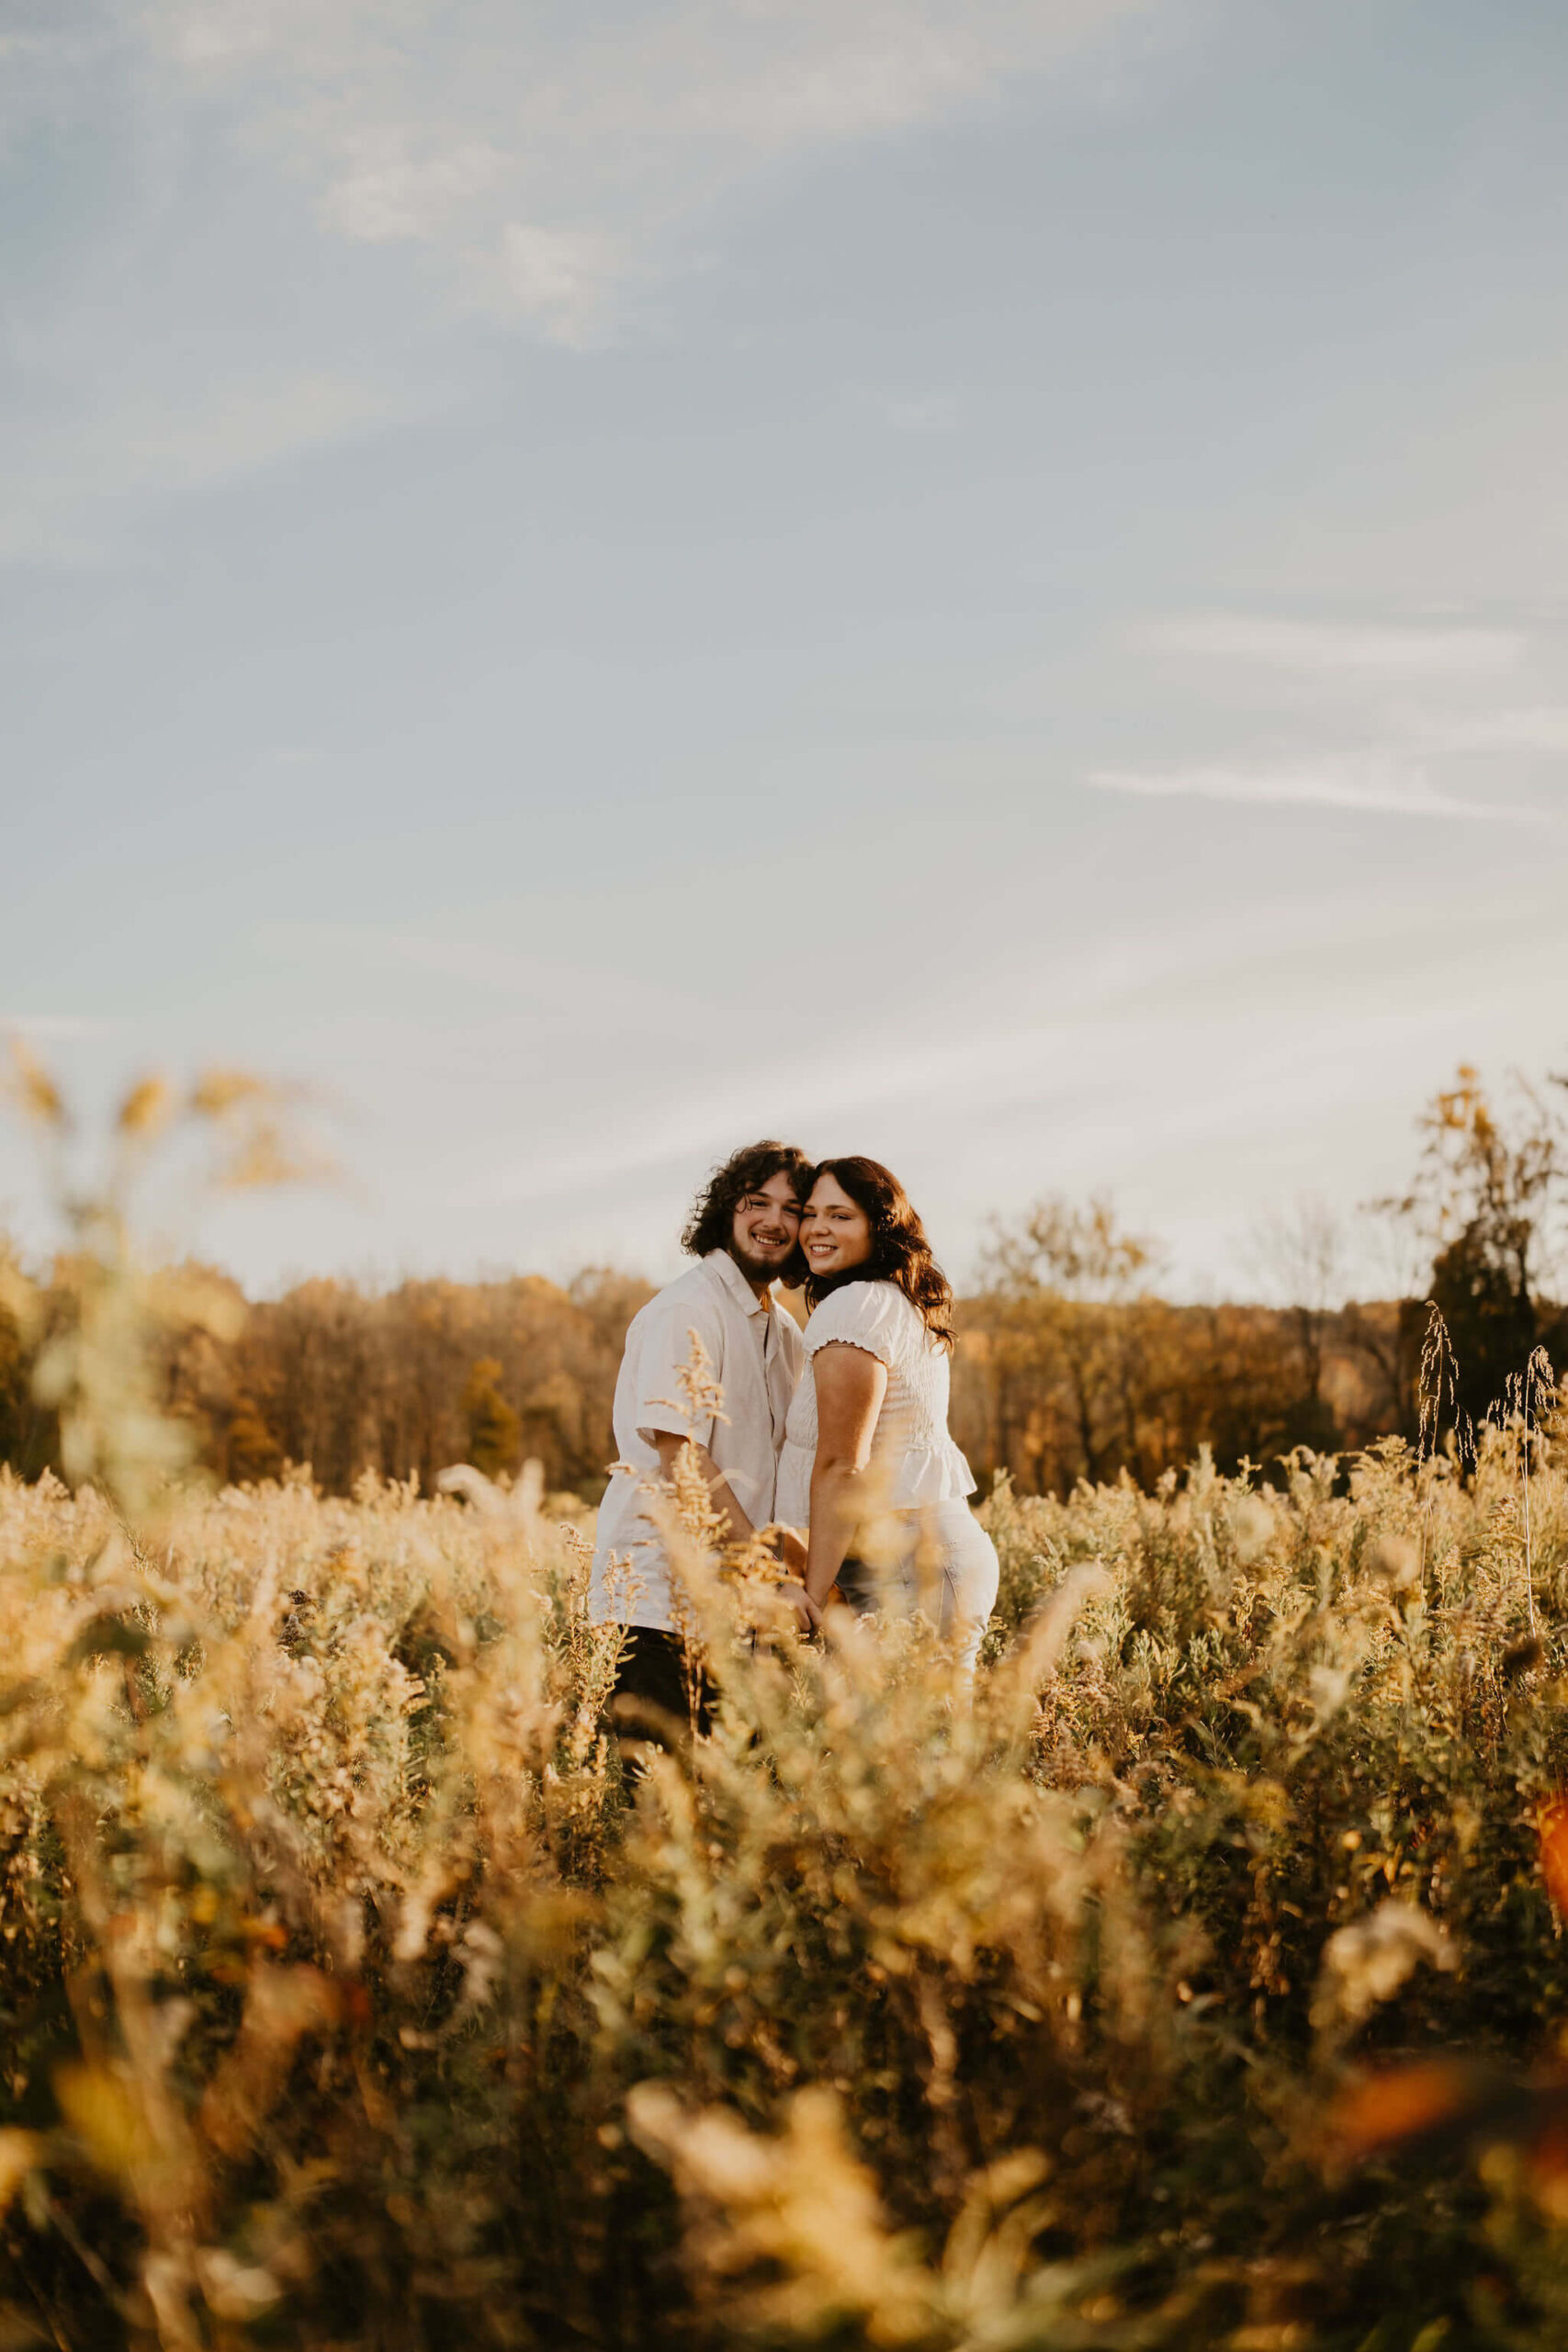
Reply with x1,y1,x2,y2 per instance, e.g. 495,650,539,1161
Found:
682,1140,813,1272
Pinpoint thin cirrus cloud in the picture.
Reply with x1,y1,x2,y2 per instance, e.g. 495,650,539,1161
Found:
1140,613,1528,677
1089,756,1555,824
479,223,622,347
254,921,707,1028
0,371,412,562
1100,611,1568,827
1403,707,1568,753
317,135,507,244
140,0,1160,342
118,372,401,486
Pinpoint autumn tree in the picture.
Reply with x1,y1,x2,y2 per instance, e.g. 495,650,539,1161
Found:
953,1193,1392,1496
964,1194,1162,1490
461,1356,523,1479
224,1395,283,1485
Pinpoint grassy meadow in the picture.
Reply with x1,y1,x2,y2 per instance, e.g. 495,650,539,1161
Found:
4,1062,1568,2349
2,1414,1568,2347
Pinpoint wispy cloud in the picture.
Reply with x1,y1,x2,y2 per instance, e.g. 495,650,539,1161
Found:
1142,613,1526,677
1096,608,1568,827
137,0,1157,342
317,133,506,243
469,223,622,345
119,371,401,485
1089,755,1554,823
0,370,412,562
254,922,706,1027
0,1,1155,563
152,0,379,72
1402,706,1568,753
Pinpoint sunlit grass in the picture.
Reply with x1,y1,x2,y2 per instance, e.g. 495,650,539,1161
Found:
0,1408,1565,2345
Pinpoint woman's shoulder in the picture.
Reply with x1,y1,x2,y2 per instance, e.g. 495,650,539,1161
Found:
806,1277,899,1325
805,1279,921,1356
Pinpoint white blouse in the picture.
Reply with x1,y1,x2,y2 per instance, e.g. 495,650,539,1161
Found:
774,1279,976,1527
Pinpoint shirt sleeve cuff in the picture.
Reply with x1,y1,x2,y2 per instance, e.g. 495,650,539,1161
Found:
636,1408,705,1446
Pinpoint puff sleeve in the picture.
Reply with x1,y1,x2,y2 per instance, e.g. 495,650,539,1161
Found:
802,1281,909,1367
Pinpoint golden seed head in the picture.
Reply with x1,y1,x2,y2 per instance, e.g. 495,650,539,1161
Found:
189,1067,268,1118
6,1038,67,1128
115,1073,174,1139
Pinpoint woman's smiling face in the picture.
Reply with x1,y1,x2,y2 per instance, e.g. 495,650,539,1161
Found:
800,1170,874,1280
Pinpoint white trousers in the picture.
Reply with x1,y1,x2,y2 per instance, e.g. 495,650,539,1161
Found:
837,1501,999,1678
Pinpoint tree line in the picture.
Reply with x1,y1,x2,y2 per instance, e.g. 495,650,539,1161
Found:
1,1065,1563,1502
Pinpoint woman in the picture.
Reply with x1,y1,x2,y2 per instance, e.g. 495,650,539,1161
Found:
776,1158,998,1678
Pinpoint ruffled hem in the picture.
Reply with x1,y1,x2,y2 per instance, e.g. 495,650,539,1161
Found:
885,1442,976,1507
775,1437,975,1521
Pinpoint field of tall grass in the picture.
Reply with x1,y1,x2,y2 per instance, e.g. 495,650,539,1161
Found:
5,1403,1568,2347
5,1065,1568,2349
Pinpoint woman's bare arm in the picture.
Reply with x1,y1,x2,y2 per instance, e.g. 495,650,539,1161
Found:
804,1342,888,1608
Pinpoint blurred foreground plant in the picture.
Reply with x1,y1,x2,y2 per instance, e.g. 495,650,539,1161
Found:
0,1047,331,1521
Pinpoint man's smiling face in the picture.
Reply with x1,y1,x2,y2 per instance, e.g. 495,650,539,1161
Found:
729,1168,805,1285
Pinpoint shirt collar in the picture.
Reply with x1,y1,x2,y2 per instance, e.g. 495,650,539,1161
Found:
704,1248,771,1319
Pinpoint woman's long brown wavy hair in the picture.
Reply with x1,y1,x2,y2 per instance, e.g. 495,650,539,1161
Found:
804,1157,955,1349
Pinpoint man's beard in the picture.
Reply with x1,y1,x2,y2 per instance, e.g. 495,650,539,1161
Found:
731,1237,798,1285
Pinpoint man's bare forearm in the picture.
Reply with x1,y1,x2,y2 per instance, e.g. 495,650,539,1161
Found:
651,1433,757,1544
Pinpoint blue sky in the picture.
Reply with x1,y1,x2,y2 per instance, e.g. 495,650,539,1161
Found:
5,0,1567,1298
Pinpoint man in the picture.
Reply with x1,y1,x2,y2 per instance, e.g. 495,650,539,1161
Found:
590,1139,815,1751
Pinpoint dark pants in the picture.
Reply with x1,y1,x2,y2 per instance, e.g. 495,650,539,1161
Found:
607,1627,714,1774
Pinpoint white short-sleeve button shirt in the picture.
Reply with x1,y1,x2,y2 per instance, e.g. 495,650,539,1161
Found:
589,1250,805,1632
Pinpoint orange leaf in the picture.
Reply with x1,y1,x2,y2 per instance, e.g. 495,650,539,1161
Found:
1328,2061,1475,2158
1540,1799,1568,1913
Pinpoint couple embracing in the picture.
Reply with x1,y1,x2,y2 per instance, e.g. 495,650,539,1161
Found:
589,1140,999,1747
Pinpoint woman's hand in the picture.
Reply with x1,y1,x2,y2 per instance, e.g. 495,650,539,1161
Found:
782,1581,823,1635
776,1526,808,1578
766,1527,818,1634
